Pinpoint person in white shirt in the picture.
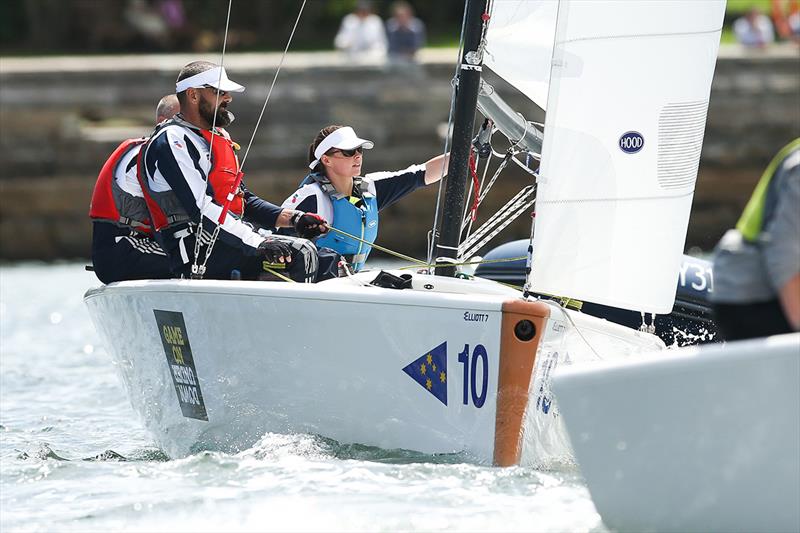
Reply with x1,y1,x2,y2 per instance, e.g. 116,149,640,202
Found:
733,8,775,47
334,1,387,62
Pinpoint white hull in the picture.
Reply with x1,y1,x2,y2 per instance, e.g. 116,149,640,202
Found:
552,333,800,532
85,271,663,464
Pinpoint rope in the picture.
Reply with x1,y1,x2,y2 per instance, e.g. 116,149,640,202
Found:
326,226,427,266
262,265,294,283
468,152,480,222
325,225,526,271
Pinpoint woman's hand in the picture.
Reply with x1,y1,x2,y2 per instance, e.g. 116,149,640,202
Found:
291,211,329,239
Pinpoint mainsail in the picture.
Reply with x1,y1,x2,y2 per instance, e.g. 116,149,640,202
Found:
486,0,725,314
484,1,557,110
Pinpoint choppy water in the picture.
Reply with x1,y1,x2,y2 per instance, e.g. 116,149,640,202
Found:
1,263,605,532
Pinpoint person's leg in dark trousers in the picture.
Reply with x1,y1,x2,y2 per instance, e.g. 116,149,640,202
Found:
712,300,792,341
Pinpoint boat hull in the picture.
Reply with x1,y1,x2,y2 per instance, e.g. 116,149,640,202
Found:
85,273,664,464
552,333,800,532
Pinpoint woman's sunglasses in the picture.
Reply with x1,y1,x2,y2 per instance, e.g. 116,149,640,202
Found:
329,146,363,158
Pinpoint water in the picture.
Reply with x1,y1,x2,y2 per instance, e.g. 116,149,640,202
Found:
1,263,605,532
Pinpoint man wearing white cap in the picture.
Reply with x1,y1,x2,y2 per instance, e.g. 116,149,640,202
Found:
138,61,332,282
282,124,448,272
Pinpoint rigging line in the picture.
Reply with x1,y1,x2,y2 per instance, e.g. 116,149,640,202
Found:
459,195,535,259
325,226,428,266
196,0,306,278
191,0,233,277
238,0,307,173
461,144,494,237
426,0,471,265
509,152,539,176
555,303,604,360
206,0,233,169
398,256,528,271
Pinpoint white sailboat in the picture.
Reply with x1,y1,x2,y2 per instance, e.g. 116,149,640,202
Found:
552,333,800,532
85,0,726,465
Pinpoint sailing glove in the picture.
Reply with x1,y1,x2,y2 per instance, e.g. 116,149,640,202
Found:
291,211,328,239
257,238,293,263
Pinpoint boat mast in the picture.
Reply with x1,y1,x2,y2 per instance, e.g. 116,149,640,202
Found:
435,0,488,278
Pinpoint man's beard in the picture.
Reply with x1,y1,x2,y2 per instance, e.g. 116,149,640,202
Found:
199,98,234,128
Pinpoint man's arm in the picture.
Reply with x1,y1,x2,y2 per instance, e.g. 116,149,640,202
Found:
242,184,283,229
763,162,800,330
779,273,800,330
145,128,265,253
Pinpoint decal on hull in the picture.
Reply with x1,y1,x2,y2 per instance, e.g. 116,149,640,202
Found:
154,310,208,421
402,342,448,405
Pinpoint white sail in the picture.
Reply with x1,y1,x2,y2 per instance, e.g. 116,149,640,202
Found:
529,0,725,314
484,0,558,109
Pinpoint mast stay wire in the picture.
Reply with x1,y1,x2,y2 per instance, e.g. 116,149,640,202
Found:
428,0,494,267
238,0,308,173
193,0,308,278
426,0,472,267
190,0,233,278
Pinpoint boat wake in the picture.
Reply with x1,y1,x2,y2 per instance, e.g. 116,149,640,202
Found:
15,442,169,463
237,432,478,465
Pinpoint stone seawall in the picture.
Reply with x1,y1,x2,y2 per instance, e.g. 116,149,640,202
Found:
1,46,798,261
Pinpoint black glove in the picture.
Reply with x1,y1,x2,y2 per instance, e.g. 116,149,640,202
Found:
291,211,328,239
257,238,293,263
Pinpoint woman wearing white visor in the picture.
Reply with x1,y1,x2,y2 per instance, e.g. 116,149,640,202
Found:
281,125,449,272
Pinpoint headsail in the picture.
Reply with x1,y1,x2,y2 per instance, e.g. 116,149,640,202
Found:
527,0,725,314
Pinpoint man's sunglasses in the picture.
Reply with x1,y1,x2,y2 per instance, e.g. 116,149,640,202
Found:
202,85,229,97
329,146,363,158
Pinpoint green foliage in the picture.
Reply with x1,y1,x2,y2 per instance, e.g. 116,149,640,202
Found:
726,0,773,16
0,0,28,47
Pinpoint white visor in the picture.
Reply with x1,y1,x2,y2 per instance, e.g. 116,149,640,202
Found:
175,66,245,94
309,126,374,169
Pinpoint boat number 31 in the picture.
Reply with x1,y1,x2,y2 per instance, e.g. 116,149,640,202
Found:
458,344,488,408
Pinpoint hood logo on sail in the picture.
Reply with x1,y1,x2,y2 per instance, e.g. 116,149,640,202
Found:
619,131,644,154
402,342,447,405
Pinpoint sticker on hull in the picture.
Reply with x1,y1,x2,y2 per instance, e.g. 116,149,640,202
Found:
154,310,208,421
402,342,448,405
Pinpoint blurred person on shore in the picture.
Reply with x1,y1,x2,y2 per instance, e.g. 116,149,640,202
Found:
124,0,170,51
281,125,449,272
386,1,426,65
138,61,332,282
334,1,387,62
733,7,776,47
710,139,800,340
89,95,180,284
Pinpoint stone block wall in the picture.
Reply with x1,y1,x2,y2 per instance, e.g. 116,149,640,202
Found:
1,46,798,261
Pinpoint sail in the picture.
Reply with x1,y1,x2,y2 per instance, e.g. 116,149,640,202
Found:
528,0,725,314
484,1,558,109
